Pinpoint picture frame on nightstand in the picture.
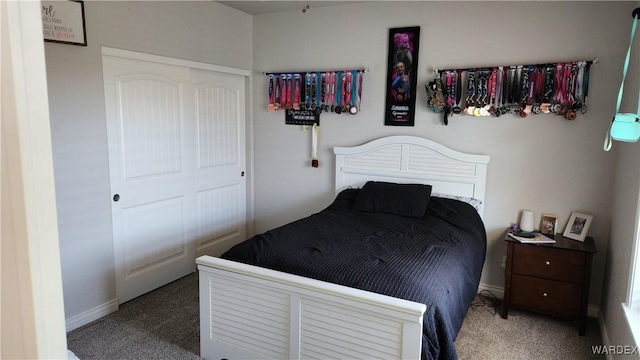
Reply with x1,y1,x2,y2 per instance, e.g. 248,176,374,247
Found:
563,211,593,242
540,214,557,235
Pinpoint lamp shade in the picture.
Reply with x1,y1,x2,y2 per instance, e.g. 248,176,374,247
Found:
520,210,535,232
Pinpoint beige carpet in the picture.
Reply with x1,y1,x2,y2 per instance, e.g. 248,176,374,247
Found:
455,292,604,360
67,274,604,359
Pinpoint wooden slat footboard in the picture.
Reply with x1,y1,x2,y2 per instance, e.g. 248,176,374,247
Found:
197,256,426,360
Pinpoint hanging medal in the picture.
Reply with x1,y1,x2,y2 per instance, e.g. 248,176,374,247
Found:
311,123,319,168
324,72,331,112
330,72,336,112
319,73,327,111
565,62,579,120
581,62,591,114
350,70,359,114
335,71,343,114
493,67,503,117
344,71,352,113
279,74,287,110
541,65,554,113
574,61,586,113
274,75,282,110
488,68,497,115
268,75,276,111
293,74,301,110
473,70,483,117
313,72,324,116
517,66,528,117
522,66,535,116
464,70,476,115
341,72,349,113
446,71,455,116
532,67,543,114
453,70,462,114
311,73,318,111
480,69,490,116
551,63,563,113
285,74,292,109
304,73,311,110
557,63,572,116
356,70,363,114
442,72,451,125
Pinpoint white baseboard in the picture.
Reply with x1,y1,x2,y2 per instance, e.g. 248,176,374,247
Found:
65,298,119,332
478,282,504,298
478,282,600,318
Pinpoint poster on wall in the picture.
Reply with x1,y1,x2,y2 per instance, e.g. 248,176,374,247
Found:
385,26,420,126
42,0,87,46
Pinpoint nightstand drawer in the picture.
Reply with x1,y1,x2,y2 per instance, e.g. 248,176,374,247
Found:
512,244,585,283
511,274,581,316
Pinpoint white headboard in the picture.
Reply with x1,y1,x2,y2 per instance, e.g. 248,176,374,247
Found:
334,136,490,216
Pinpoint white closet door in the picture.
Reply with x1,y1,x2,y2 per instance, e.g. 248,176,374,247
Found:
103,56,197,303
191,69,247,257
104,55,247,304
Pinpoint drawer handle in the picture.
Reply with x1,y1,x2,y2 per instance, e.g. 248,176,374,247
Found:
545,261,550,266
542,292,548,297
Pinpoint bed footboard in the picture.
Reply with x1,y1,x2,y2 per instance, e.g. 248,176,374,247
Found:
196,256,426,360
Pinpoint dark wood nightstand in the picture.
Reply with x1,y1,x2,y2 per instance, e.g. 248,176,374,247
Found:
501,231,597,336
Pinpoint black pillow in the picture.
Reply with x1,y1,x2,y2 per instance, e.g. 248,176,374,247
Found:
352,181,432,217
328,188,361,210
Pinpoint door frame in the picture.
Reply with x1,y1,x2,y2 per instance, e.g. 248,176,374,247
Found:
2,1,67,358
102,47,250,77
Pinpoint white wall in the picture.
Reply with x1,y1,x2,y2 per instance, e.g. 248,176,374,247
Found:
45,1,252,322
252,1,635,309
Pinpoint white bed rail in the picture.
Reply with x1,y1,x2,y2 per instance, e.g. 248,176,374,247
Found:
197,255,426,360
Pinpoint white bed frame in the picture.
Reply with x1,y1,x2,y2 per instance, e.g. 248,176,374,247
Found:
197,136,490,360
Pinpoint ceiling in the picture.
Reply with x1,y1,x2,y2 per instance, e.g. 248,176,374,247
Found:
217,1,366,15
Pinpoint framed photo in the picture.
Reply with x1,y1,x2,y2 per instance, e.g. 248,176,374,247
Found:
385,26,420,126
42,0,87,46
540,214,557,235
563,211,593,242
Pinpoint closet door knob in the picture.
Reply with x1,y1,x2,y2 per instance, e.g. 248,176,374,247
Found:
241,171,245,177
542,292,548,297
545,261,551,266
113,194,120,202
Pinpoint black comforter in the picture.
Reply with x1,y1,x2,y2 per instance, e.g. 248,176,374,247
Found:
222,189,487,360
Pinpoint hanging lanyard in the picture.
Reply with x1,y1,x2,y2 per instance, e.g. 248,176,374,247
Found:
465,70,476,115
494,67,503,116
452,70,462,114
335,71,343,114
350,70,359,114
268,75,275,111
344,72,352,113
532,67,544,114
280,74,287,109
304,73,311,110
605,13,639,151
330,72,336,112
488,68,497,114
477,69,488,116
581,63,591,114
357,70,363,113
293,74,301,110
324,72,331,112
314,72,322,112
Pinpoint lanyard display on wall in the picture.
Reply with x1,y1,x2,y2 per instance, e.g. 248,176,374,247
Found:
428,60,597,125
266,69,367,168
265,69,367,117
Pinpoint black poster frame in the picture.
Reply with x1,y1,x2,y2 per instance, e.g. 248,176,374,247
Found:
385,26,420,126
